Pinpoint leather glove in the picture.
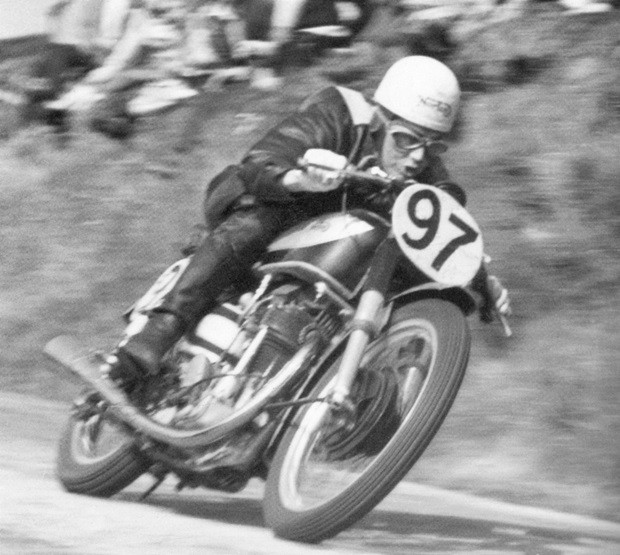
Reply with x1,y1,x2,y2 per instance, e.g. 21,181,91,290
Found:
476,270,511,324
283,149,348,193
487,275,512,318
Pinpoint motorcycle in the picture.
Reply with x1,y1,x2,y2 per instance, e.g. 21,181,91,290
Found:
44,165,509,543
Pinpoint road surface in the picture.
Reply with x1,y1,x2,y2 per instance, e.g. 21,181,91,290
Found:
1,392,619,555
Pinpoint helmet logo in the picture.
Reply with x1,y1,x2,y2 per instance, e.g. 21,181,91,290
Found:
418,95,452,118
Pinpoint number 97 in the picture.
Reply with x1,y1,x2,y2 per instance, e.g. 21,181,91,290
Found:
402,189,441,250
401,188,479,271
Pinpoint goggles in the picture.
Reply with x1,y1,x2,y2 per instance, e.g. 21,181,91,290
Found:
388,124,448,156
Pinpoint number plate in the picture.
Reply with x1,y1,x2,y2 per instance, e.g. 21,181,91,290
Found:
392,184,483,286
133,257,191,314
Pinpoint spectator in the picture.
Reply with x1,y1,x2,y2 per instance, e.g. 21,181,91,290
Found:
86,0,201,139
183,0,241,69
232,1,375,89
18,0,145,130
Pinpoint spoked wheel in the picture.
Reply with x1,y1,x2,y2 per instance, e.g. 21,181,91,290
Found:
57,392,151,497
264,299,470,543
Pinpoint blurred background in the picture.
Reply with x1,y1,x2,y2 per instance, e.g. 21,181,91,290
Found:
0,0,618,523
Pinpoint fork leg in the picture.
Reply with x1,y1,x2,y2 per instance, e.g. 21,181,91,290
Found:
329,237,400,409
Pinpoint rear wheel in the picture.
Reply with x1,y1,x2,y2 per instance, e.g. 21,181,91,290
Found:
263,299,470,543
57,393,151,497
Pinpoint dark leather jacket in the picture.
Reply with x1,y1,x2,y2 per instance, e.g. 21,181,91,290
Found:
203,86,450,225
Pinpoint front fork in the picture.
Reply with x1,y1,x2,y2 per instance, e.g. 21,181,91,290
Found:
329,236,400,411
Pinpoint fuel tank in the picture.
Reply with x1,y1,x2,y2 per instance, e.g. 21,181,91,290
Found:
256,210,390,299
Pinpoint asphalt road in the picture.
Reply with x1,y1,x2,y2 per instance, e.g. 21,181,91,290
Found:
1,391,619,555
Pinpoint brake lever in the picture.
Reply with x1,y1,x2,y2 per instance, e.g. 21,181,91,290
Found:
497,311,513,337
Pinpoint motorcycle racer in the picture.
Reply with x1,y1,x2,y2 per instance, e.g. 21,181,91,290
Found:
114,55,511,387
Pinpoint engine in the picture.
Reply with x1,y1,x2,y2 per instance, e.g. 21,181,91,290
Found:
168,281,343,429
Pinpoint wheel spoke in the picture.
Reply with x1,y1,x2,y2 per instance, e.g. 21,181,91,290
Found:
73,415,132,463
59,397,150,497
265,300,470,543
278,320,437,511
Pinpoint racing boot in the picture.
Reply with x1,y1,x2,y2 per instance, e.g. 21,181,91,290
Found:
112,204,283,389
112,231,246,387
113,310,185,387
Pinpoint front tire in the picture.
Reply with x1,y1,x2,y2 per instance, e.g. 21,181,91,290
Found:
57,396,151,497
263,299,470,543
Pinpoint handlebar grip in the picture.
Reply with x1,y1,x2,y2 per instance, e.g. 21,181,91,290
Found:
297,160,399,190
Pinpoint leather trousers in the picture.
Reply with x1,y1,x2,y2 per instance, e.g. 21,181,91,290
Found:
158,201,301,329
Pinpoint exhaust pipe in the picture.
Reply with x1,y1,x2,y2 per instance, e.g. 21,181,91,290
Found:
44,334,320,449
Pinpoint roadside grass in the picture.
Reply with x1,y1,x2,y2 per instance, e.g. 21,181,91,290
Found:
424,11,620,520
0,7,618,521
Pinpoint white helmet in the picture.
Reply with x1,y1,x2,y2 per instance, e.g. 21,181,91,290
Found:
374,56,460,133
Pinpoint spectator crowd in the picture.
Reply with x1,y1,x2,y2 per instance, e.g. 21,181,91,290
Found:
16,0,374,139
10,0,618,141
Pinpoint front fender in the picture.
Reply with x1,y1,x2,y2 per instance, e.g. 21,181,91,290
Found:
389,283,478,316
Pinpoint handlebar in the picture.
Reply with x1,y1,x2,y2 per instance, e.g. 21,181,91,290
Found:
300,160,510,335
345,168,405,190
298,160,407,192
298,161,470,210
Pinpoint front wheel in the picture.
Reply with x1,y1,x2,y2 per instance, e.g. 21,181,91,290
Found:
57,394,151,497
263,299,470,543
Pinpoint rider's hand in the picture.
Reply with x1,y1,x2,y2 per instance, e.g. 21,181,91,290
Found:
487,275,512,318
283,149,348,193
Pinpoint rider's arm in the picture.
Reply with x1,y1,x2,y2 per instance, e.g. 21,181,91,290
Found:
237,87,357,202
